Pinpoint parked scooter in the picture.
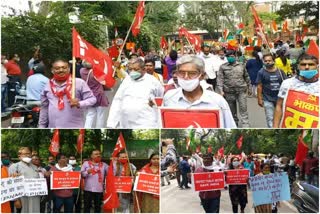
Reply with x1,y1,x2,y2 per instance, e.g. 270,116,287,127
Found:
291,181,319,213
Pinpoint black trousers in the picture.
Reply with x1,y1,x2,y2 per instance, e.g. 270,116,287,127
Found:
206,78,217,91
84,191,103,213
180,173,188,188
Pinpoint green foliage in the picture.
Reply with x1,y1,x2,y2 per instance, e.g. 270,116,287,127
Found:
276,2,319,28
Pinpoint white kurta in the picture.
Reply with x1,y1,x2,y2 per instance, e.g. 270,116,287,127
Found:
107,73,164,128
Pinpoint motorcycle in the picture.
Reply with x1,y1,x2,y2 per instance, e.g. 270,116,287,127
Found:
10,103,40,128
291,180,319,213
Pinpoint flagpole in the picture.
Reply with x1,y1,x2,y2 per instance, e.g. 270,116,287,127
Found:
185,37,196,54
71,56,76,98
117,17,136,62
124,147,141,213
76,131,83,206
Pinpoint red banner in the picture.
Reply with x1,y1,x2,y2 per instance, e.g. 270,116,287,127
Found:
49,129,59,157
50,171,81,189
114,176,133,193
134,173,159,195
281,90,319,128
225,169,250,185
160,108,220,128
192,172,225,191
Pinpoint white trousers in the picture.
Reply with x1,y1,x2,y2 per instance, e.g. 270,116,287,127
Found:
84,106,108,128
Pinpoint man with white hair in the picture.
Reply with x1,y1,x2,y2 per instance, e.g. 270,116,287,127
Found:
163,55,236,128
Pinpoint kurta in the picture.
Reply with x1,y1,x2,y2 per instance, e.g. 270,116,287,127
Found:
9,161,41,213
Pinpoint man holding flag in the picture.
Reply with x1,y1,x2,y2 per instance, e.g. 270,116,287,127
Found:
38,59,97,128
81,150,108,213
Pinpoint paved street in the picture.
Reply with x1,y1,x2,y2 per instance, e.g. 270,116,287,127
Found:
161,178,298,213
1,84,267,128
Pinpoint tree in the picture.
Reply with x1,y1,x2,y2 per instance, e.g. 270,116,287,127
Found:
276,2,319,28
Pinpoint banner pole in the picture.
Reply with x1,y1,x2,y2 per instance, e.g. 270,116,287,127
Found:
117,17,136,62
124,147,141,213
185,37,196,54
71,56,76,98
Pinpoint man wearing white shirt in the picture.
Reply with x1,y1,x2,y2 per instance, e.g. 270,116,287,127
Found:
163,55,236,128
107,58,164,128
199,44,217,90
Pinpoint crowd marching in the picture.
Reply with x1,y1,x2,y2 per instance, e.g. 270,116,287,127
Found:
161,138,319,213
1,38,318,128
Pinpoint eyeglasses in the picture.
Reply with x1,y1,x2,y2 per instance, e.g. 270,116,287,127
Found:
177,70,201,79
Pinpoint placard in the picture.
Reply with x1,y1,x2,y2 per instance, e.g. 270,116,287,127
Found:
192,172,225,191
160,108,220,128
134,173,159,195
50,171,81,190
1,176,25,203
281,90,319,128
225,169,250,185
24,178,48,196
114,176,133,193
249,172,290,206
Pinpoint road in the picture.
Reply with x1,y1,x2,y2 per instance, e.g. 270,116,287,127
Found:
1,83,267,128
161,179,298,213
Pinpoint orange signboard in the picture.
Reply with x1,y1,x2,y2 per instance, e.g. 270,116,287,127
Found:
114,176,133,193
160,108,220,128
281,90,319,128
134,173,159,195
50,171,81,190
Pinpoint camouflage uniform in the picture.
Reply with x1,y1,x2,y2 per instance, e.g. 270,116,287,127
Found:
217,62,251,127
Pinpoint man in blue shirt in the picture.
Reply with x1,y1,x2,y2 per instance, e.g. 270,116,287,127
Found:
179,155,191,189
26,63,49,105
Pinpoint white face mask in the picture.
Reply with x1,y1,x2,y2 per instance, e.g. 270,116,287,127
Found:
177,76,200,92
69,160,76,165
22,157,32,163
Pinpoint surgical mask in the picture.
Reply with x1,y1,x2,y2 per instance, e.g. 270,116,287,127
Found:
50,161,56,165
177,77,200,92
2,159,10,166
129,71,142,80
227,57,236,64
69,160,76,165
220,56,225,60
22,157,32,163
264,63,274,69
299,69,318,79
232,161,240,167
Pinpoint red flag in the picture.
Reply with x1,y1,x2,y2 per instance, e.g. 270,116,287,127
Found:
251,6,269,46
207,145,212,154
295,136,309,166
103,160,120,210
107,45,119,59
271,20,277,33
218,146,224,157
282,20,289,32
160,36,168,49
49,129,60,157
178,27,202,52
238,23,244,29
196,145,201,153
236,135,243,150
112,133,126,158
132,1,145,37
72,27,116,88
76,129,85,154
295,32,302,43
307,39,319,60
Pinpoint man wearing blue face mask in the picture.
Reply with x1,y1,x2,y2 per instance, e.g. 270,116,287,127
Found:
273,54,319,128
107,58,164,128
217,50,252,128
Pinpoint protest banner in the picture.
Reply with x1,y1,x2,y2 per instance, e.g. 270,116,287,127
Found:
160,108,220,128
133,173,159,195
114,176,133,193
249,172,290,206
50,171,81,190
24,178,48,197
281,90,319,128
225,169,250,185
192,171,225,191
1,176,25,203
